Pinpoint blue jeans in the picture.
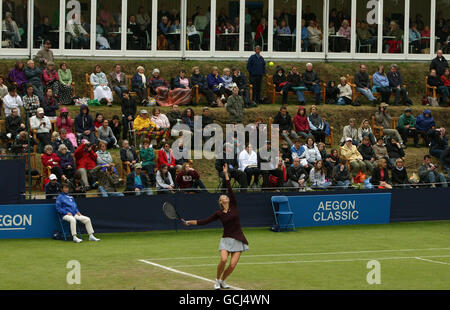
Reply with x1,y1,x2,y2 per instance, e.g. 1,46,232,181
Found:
336,180,350,190
356,87,376,102
307,84,321,103
72,36,89,49
136,188,154,195
113,86,128,98
426,171,448,187
312,181,332,189
337,97,352,105
437,85,449,103
430,148,449,170
99,186,125,197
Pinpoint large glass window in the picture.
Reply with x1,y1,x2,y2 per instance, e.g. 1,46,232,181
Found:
302,0,324,52
409,0,430,54
33,0,60,48
127,0,152,50
245,0,268,51
435,0,450,53
215,0,239,51
187,1,210,51
328,0,352,53
382,0,405,54
273,0,296,52
356,0,379,54
157,1,181,51
65,0,91,50
2,0,28,49
96,0,121,50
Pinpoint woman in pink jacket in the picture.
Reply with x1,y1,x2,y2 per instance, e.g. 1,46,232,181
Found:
56,107,77,147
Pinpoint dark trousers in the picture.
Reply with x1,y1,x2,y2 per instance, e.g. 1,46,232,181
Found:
200,87,216,105
377,86,391,103
143,163,155,185
239,88,251,106
398,127,419,146
261,168,283,188
311,129,326,143
244,166,260,186
390,87,408,105
219,169,248,192
249,75,263,103
122,115,134,140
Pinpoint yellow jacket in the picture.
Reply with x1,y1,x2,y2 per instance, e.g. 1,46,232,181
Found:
133,115,156,132
340,144,363,162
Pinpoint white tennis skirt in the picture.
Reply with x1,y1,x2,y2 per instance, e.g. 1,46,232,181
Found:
219,237,249,252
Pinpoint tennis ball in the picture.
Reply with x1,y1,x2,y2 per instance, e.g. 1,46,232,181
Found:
269,61,274,67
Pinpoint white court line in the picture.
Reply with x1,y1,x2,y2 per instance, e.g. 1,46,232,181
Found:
415,257,450,266
138,259,245,290
167,255,450,268
144,247,450,261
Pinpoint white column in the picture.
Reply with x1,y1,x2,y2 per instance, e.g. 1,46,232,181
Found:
60,0,66,51
152,0,158,52
350,0,357,55
323,0,328,54
210,0,216,53
180,0,186,57
121,0,127,53
90,0,97,51
28,0,33,54
0,0,3,51
296,0,302,54
404,0,410,55
378,0,383,58
430,0,436,56
268,0,273,53
239,0,245,52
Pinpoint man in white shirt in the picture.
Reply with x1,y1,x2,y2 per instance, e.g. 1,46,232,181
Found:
66,13,90,49
3,86,23,117
238,143,260,188
30,107,51,148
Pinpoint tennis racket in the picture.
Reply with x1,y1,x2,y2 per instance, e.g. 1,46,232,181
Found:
162,202,186,224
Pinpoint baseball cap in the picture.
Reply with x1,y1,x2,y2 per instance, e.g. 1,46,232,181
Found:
140,109,148,114
134,163,142,169
37,107,44,114
49,174,57,181
404,107,412,112
380,102,389,108
345,137,352,142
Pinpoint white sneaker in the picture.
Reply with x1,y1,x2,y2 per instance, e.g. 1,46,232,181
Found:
89,234,100,241
219,280,230,289
214,279,221,290
73,236,83,243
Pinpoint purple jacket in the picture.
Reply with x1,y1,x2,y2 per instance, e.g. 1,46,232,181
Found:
57,151,75,169
8,68,27,88
206,74,224,93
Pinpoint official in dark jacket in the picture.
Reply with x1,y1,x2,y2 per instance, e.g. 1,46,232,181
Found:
430,50,448,77
246,46,265,104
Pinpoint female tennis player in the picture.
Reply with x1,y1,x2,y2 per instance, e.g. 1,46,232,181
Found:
185,163,249,290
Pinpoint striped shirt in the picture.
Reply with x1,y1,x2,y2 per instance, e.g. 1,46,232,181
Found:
22,94,40,117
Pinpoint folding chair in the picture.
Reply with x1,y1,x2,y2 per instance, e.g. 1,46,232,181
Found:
56,210,81,241
271,196,295,231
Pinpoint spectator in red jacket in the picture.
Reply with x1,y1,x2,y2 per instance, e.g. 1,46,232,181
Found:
157,142,177,180
74,140,98,187
41,144,64,181
175,162,206,193
293,106,311,139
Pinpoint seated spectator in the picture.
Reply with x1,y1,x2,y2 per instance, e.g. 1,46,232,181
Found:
309,160,331,189
415,109,436,146
307,105,326,143
286,157,308,191
166,104,183,128
108,64,128,99
41,144,64,181
428,68,448,106
375,103,404,147
231,66,254,108
221,68,234,96
133,109,157,145
191,66,217,107
409,23,422,53
30,108,51,150
171,69,193,106
281,65,306,105
93,113,104,129
226,85,245,124
11,131,36,154
307,20,322,52
372,64,392,104
397,108,419,148
357,135,377,174
128,15,145,50
157,142,177,181
42,61,60,98
110,115,122,143
68,171,87,198
273,66,287,93
120,139,138,169
340,118,359,146
355,64,376,106
156,164,175,194
239,143,260,188
428,127,449,173
66,13,90,49
385,21,403,53
3,12,22,48
332,159,351,190
92,164,124,197
215,143,248,192
324,148,339,178
418,155,448,188
325,80,339,105
74,104,96,145
74,140,98,188
207,66,227,106
126,163,152,195
290,138,308,167
96,140,114,166
391,158,411,188
371,158,392,189
57,144,75,179
304,136,322,167
273,106,298,147
258,141,284,190
280,141,292,166
340,137,367,179
293,106,310,139
45,174,60,199
131,66,150,106
22,84,40,117
187,18,201,50
358,119,376,145
201,106,214,129
182,107,195,132
56,108,77,148
175,162,206,193
56,182,100,243
98,119,118,149
41,87,59,120
148,68,171,106
90,65,113,106
387,64,412,106
52,129,74,153
372,137,389,162
24,60,44,103
303,63,321,104
139,139,155,185
150,107,170,144
3,86,23,117
8,61,27,95
337,76,353,106
5,107,25,140
441,68,450,94
336,20,351,52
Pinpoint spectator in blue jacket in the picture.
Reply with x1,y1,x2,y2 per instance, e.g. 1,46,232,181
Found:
74,104,96,145
300,19,309,51
372,65,391,104
56,182,100,243
206,66,226,106
415,109,436,145
131,66,150,106
246,45,265,104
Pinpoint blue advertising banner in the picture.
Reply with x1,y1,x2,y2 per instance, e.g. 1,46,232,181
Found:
287,193,392,227
0,204,59,239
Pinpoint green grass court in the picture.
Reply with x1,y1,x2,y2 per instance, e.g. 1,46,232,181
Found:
1,220,449,290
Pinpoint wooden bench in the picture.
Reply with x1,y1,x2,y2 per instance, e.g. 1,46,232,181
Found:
266,74,326,105
347,74,407,104
371,115,399,139
85,73,144,100
193,83,253,105
425,76,442,100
